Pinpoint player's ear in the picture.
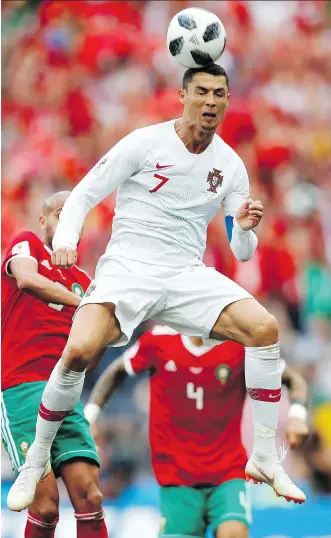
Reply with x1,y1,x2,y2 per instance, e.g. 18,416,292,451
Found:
178,88,185,104
39,215,46,230
226,92,230,106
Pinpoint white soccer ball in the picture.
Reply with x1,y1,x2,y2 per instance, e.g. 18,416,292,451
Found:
166,7,227,69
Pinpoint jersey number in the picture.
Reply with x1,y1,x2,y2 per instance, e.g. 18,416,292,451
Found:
187,382,204,410
149,173,169,193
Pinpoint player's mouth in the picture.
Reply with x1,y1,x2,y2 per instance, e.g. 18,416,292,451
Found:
202,112,217,119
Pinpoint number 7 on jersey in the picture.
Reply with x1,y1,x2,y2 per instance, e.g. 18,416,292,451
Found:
149,173,169,193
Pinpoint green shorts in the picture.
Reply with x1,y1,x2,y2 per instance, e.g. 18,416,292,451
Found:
1,381,99,478
159,479,251,538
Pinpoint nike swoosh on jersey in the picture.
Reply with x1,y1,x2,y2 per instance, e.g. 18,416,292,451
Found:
156,163,175,169
269,393,281,399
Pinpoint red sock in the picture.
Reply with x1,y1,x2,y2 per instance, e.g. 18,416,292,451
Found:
25,512,58,538
75,510,108,537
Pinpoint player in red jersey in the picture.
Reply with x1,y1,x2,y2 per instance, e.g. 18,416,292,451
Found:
1,191,107,538
85,325,309,538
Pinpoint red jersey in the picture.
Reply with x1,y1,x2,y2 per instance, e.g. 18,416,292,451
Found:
1,231,90,390
123,326,247,487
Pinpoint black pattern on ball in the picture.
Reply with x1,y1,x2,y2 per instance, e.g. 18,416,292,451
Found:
190,50,213,66
203,22,220,42
178,15,197,30
169,37,184,56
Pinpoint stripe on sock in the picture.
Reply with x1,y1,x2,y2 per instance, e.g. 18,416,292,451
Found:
27,513,58,529
247,387,281,402
75,510,104,521
39,402,71,422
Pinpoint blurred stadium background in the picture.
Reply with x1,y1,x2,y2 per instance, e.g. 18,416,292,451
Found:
1,1,331,537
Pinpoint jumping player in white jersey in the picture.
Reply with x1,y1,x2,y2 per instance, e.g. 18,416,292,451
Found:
8,64,306,511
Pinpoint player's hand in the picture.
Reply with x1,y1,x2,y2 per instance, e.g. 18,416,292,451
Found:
51,248,77,269
285,417,309,449
235,198,263,231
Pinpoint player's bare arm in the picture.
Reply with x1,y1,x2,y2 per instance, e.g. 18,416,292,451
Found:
86,357,128,416
10,257,80,307
282,365,309,449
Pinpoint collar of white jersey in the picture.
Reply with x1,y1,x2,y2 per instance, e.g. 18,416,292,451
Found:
180,335,213,357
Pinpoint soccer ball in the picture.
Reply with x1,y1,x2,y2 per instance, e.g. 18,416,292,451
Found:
166,7,226,69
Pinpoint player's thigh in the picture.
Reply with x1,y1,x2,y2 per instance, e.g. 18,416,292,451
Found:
69,257,166,353
206,480,251,535
29,471,59,522
60,459,102,513
63,302,121,368
1,382,48,474
159,266,252,339
159,486,206,537
210,298,278,346
51,399,100,480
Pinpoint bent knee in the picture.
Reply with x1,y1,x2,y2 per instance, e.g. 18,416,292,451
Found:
31,501,59,523
72,483,103,513
62,341,103,370
247,313,279,347
216,521,248,538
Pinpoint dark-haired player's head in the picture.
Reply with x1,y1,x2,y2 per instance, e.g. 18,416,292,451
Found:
39,191,71,248
179,64,230,132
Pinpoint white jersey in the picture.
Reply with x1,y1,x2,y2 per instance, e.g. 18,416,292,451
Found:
53,120,257,267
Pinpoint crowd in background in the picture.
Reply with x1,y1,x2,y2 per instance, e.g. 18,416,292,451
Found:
2,0,331,498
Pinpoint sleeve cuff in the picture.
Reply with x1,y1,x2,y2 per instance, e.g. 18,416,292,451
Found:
123,355,136,376
233,218,249,235
5,255,38,277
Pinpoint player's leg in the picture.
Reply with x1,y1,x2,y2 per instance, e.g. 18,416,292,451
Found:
8,258,166,511
161,266,305,502
210,300,305,502
60,460,107,538
206,480,250,538
51,398,107,537
7,302,121,511
159,486,206,538
1,384,59,536
25,473,59,538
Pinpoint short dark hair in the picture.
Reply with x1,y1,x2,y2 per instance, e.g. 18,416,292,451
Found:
183,64,229,91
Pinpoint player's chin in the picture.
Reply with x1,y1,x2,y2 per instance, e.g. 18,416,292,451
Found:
200,121,218,132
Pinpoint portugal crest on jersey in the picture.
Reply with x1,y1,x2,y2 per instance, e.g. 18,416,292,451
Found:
215,364,231,385
207,168,223,193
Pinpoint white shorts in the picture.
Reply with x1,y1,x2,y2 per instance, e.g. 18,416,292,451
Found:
79,256,252,347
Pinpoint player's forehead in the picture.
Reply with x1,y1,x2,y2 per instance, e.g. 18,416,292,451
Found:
190,72,227,91
43,191,70,215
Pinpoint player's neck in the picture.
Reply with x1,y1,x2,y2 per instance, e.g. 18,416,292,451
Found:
175,119,214,154
189,336,204,348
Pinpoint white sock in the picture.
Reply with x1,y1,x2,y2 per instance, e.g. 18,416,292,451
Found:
28,359,86,464
245,343,281,463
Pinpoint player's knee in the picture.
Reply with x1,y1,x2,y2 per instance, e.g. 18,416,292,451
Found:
86,487,103,511
62,341,97,369
216,521,248,538
33,500,59,524
247,313,278,347
73,481,103,513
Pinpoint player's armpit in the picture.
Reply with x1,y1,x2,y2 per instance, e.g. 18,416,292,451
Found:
10,257,81,307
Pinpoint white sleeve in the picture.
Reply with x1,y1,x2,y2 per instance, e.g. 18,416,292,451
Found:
53,130,144,250
223,158,258,262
